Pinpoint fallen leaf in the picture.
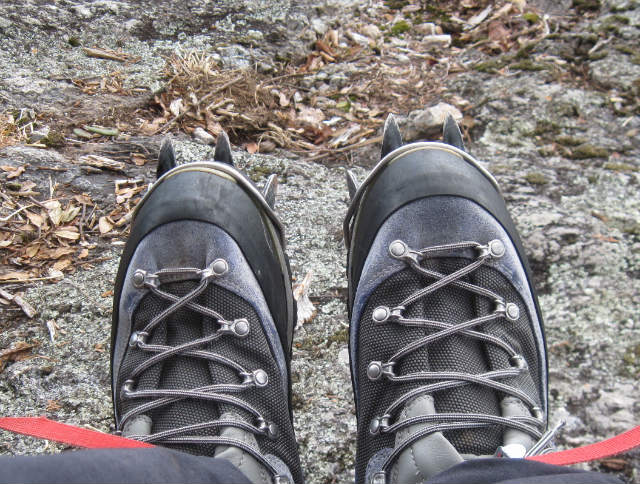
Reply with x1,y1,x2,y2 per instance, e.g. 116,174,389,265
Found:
101,289,114,298
77,248,89,259
0,288,36,318
94,343,105,353
292,272,316,328
52,258,72,271
25,210,45,228
279,92,290,107
98,216,113,234
0,271,32,281
296,105,325,127
54,227,80,240
0,341,36,372
46,400,62,412
43,200,63,225
246,142,259,154
1,165,25,179
60,205,81,223
131,154,148,166
46,320,58,342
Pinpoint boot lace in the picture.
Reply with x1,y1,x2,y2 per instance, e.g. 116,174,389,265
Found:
119,259,289,484
368,239,555,484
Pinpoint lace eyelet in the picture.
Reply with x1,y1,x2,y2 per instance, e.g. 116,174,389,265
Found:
257,417,279,439
372,306,390,323
243,369,269,387
367,361,383,380
509,354,528,371
132,270,146,288
369,415,390,435
371,471,387,484
388,240,408,258
121,379,136,397
531,406,544,420
232,318,250,337
128,331,148,347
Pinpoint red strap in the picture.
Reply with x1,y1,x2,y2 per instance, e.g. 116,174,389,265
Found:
1,417,638,465
527,425,640,466
0,417,153,449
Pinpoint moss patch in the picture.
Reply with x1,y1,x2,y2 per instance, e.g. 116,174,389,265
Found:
555,135,587,146
525,172,548,185
326,327,348,347
390,20,411,36
572,0,601,12
474,58,507,73
604,162,637,172
510,59,550,71
620,343,640,378
568,144,609,159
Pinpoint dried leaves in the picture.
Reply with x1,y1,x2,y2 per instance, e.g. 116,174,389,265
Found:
0,341,35,373
0,170,146,284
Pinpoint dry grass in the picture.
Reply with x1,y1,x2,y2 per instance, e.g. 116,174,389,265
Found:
0,111,29,149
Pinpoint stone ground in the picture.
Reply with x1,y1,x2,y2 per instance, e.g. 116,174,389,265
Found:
0,0,639,483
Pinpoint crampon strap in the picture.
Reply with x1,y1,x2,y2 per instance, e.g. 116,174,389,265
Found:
0,417,638,466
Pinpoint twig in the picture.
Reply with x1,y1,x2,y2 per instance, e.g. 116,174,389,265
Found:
0,288,36,318
158,76,243,134
0,204,35,222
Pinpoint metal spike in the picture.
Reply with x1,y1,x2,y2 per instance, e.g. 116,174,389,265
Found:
442,114,465,151
381,114,403,158
214,131,234,165
346,169,360,200
262,174,278,208
156,137,176,179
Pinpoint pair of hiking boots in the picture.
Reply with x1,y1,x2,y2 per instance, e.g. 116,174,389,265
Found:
111,115,548,484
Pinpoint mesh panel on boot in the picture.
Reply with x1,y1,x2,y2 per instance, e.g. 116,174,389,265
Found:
116,281,303,483
355,259,543,482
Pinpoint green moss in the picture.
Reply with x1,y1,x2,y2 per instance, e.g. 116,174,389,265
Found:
474,58,507,73
41,131,65,148
604,162,637,172
587,174,599,184
555,135,587,146
525,172,548,185
326,327,349,347
390,20,411,36
384,0,409,9
523,12,540,23
530,120,561,137
68,36,81,47
572,0,601,12
623,221,640,235
538,145,556,157
603,14,631,24
568,144,609,159
515,42,537,60
510,59,550,71
588,51,608,61
620,343,640,377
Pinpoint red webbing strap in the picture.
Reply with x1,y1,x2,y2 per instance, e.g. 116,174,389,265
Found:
1,417,639,464
0,417,153,449
527,425,640,466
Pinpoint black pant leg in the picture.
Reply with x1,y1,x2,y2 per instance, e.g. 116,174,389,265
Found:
0,447,252,484
427,458,623,484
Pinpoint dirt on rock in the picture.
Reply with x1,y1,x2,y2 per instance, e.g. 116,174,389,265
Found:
0,1,638,483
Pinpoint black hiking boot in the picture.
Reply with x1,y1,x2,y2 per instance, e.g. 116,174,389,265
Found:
345,115,550,484
111,133,302,484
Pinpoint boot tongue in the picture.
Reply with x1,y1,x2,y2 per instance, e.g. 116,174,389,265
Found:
214,412,271,484
390,395,464,484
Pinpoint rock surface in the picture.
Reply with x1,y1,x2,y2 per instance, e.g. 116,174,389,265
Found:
0,1,639,484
